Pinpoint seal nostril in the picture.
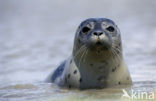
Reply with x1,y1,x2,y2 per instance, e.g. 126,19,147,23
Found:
93,32,103,36
99,32,103,36
93,32,98,36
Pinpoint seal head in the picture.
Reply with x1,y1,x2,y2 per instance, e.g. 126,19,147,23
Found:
73,18,122,58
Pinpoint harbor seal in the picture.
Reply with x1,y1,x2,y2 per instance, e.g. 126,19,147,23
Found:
46,18,132,89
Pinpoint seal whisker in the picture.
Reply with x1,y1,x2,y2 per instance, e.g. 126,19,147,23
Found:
112,46,122,58
83,49,88,63
109,46,121,64
112,45,121,53
112,46,122,57
77,45,87,67
109,49,119,64
74,45,86,59
82,49,87,66
108,50,116,67
74,45,85,56
111,47,121,62
79,47,87,67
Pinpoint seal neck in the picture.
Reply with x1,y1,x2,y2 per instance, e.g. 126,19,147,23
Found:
73,47,123,68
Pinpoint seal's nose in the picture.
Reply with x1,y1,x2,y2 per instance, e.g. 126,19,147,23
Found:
93,31,103,36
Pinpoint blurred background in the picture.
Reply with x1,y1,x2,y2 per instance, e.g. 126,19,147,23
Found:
0,0,156,101
1,0,156,82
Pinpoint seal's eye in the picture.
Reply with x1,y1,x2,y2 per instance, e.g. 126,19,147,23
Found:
106,26,115,32
82,27,91,33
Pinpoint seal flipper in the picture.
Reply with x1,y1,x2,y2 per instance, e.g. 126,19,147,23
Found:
51,61,66,82
45,61,66,83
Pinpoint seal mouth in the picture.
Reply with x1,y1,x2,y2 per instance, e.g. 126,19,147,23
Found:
92,40,112,51
96,41,103,46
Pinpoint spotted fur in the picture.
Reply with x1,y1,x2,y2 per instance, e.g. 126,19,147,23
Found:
46,18,132,89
